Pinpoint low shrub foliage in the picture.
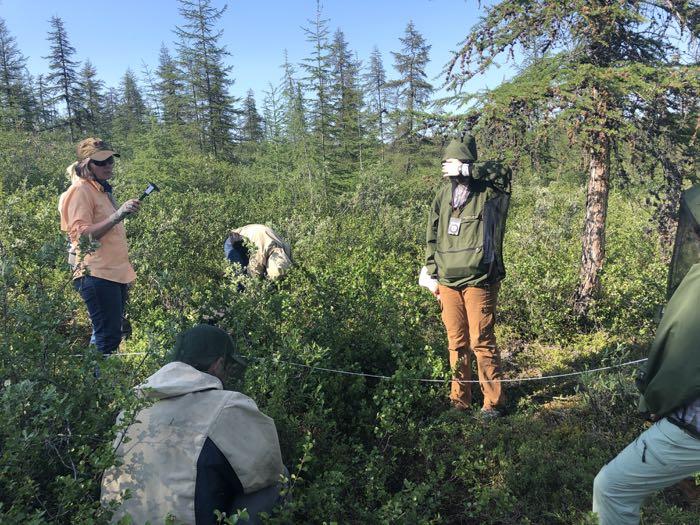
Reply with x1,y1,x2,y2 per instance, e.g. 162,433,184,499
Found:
0,130,695,523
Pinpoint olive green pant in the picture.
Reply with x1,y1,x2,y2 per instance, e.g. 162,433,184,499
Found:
439,283,504,410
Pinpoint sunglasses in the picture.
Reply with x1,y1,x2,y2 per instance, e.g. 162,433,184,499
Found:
92,156,114,167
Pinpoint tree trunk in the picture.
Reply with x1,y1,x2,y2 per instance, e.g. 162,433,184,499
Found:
573,133,610,318
656,141,682,262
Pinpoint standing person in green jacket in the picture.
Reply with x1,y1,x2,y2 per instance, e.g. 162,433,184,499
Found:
592,184,700,525
425,134,512,416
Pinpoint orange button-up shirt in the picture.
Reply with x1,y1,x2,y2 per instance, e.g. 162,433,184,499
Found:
59,177,136,283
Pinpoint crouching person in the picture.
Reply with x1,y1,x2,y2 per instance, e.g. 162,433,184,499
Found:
592,188,700,524
592,278,700,522
225,224,292,281
101,324,286,524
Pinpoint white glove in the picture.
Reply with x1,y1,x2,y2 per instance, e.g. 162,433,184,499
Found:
419,266,438,294
111,199,140,223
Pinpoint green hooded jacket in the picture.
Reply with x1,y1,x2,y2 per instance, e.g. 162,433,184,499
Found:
638,262,700,417
425,166,510,288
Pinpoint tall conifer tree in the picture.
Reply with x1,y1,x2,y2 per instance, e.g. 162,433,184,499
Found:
113,69,147,138
44,16,80,141
281,50,315,201
15,70,39,130
140,62,161,118
328,28,363,178
301,0,332,174
386,21,432,147
35,74,56,129
446,0,700,317
260,82,286,180
156,44,190,128
175,0,237,158
262,82,283,142
75,60,105,135
281,51,307,146
364,46,388,158
240,89,264,142
0,17,30,128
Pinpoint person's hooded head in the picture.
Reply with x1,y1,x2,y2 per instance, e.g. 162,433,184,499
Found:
170,324,246,381
441,134,478,178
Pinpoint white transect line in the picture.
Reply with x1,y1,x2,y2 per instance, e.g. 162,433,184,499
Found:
98,352,648,384
245,356,649,384
69,352,149,358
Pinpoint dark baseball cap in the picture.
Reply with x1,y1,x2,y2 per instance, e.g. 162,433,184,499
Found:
171,324,247,370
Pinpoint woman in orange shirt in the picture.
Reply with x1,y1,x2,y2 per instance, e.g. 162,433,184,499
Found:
59,138,140,355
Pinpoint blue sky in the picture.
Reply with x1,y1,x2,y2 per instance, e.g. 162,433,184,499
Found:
0,0,514,104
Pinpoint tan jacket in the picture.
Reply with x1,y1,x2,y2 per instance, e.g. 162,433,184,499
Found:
101,362,284,524
58,167,136,283
231,224,292,279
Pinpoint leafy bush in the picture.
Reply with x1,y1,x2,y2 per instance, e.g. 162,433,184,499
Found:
1,130,696,524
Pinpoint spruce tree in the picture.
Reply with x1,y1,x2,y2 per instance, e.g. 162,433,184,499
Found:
262,82,283,142
300,0,332,174
280,50,315,204
363,46,388,159
386,21,433,148
103,87,120,131
281,51,307,146
15,70,39,130
240,89,264,143
177,35,206,151
328,28,363,178
446,0,700,318
35,74,57,129
44,16,80,141
156,44,190,128
261,82,286,174
140,62,161,118
175,0,237,158
75,60,105,135
235,89,263,163
630,85,698,260
113,69,147,138
0,17,30,128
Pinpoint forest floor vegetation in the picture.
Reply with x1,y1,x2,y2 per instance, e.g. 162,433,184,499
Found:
1,131,697,524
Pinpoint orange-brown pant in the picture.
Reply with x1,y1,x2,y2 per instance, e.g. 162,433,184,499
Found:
438,283,504,410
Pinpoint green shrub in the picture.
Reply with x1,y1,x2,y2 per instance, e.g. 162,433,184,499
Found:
1,132,695,524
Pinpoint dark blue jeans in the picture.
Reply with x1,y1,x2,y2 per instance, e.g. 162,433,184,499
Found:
73,276,127,355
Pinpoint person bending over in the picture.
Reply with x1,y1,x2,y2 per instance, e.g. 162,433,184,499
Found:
225,224,292,281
